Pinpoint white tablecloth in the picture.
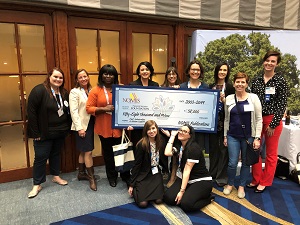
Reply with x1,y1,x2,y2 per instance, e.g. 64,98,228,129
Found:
278,125,300,172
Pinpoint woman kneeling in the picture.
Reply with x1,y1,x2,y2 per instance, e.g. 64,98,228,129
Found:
128,120,164,208
164,124,213,212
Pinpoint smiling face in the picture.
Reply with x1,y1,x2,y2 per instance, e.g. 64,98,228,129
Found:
139,65,151,80
263,55,278,73
234,77,248,93
189,63,201,80
147,124,158,139
177,126,191,142
218,65,228,82
49,69,64,89
102,73,115,85
77,70,89,88
167,70,177,86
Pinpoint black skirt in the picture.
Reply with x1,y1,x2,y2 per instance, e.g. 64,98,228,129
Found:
133,172,164,203
75,116,94,152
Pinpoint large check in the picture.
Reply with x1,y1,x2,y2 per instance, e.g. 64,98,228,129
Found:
112,85,219,133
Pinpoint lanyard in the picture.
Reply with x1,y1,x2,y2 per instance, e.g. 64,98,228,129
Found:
103,86,110,105
150,142,159,167
221,83,226,93
178,146,183,167
51,87,63,109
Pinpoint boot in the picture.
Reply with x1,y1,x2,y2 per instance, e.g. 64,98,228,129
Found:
86,166,97,191
77,163,89,181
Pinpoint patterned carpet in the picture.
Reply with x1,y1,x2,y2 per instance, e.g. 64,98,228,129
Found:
52,177,300,225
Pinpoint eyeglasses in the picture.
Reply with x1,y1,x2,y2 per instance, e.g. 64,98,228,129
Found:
103,73,114,77
178,129,190,134
167,73,177,77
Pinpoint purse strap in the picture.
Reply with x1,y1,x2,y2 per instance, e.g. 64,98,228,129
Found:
121,129,130,144
234,95,250,145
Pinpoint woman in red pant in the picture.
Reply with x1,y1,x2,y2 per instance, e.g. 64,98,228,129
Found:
249,50,288,193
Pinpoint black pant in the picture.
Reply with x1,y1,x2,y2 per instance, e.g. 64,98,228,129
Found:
208,131,228,183
33,137,65,185
164,178,212,212
99,136,130,182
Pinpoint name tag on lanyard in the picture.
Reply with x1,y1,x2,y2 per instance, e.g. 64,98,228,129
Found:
57,107,64,117
51,87,64,117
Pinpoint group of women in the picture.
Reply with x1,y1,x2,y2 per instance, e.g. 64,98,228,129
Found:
27,50,288,212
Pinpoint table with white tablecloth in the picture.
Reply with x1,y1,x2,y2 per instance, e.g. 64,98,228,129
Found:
278,125,300,172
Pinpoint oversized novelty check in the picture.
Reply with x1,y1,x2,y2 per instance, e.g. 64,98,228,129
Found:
112,85,219,132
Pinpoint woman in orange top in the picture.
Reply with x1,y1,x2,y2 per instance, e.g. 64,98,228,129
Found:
86,64,130,187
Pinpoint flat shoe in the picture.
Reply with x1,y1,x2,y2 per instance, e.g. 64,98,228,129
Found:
246,183,257,188
52,178,68,186
237,190,246,199
254,187,266,193
28,186,42,198
223,186,232,195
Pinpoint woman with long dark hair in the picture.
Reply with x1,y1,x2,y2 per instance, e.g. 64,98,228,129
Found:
164,125,213,212
27,67,71,198
128,120,164,208
208,62,235,186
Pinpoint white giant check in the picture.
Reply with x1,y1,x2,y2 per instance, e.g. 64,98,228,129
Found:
112,85,219,133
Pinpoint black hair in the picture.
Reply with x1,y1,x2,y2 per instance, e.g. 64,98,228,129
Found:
136,61,154,79
98,64,119,87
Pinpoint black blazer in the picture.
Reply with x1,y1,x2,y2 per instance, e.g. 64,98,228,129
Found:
129,141,152,187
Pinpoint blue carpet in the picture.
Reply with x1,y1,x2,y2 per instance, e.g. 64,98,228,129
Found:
51,203,170,225
187,176,300,225
51,177,300,225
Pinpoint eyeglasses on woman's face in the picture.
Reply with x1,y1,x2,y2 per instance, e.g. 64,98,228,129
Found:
178,128,190,134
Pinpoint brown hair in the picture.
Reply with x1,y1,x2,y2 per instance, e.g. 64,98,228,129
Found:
43,67,67,97
161,66,181,87
74,69,92,89
137,120,162,153
185,59,204,80
233,72,250,83
263,50,281,64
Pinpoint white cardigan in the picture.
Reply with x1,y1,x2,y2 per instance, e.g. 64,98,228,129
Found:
224,93,262,138
69,87,91,131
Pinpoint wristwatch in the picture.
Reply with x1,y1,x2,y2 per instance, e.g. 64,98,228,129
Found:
255,137,261,140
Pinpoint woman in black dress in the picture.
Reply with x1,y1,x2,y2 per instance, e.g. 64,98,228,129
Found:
164,125,213,212
128,120,164,208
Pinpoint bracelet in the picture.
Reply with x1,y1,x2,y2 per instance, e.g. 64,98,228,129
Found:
180,188,185,192
167,142,173,144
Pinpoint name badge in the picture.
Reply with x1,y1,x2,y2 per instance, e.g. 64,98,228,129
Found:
265,87,275,94
57,107,64,117
244,104,254,112
151,166,158,175
106,112,112,115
